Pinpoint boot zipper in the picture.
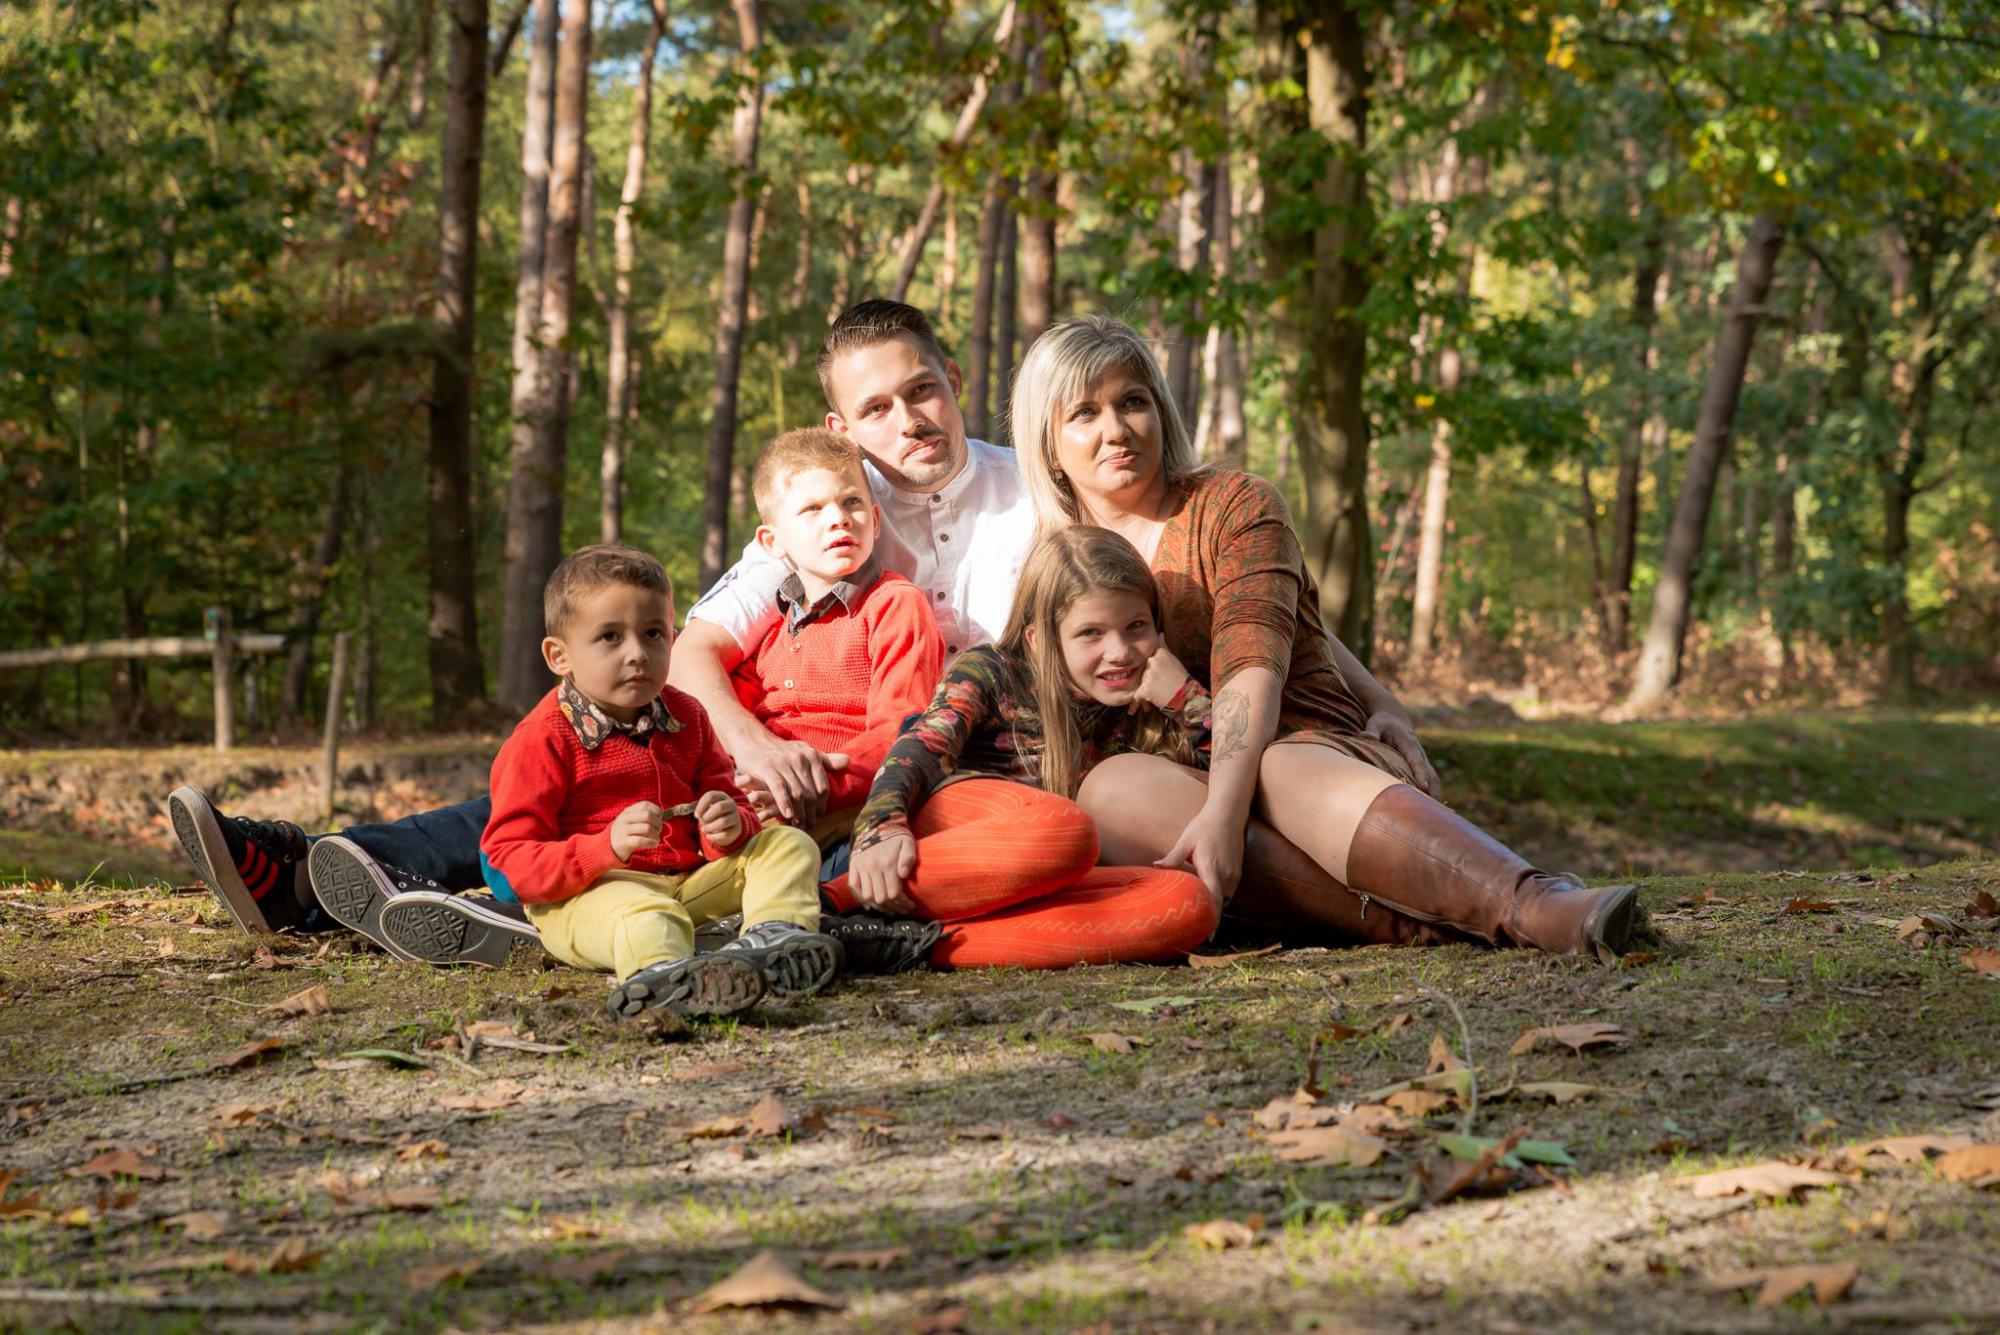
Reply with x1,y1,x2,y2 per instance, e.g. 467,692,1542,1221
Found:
1358,893,1370,920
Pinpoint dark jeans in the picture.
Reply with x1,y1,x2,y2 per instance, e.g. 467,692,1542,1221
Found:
296,796,492,933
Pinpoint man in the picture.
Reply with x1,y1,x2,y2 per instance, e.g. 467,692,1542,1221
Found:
167,300,1035,963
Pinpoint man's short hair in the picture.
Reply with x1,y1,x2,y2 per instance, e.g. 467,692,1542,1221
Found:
544,543,670,639
752,427,867,522
816,299,952,408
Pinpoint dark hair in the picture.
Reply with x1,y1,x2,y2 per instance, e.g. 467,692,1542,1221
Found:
816,299,952,409
752,427,867,521
544,544,671,638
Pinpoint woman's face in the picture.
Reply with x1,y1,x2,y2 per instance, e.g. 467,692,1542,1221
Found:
1054,588,1161,706
1052,366,1164,515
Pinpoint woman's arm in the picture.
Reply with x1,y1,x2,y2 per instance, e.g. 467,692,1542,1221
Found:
1157,665,1281,908
1325,636,1440,796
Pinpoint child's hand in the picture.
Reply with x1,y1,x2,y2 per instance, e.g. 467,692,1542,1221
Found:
1130,646,1191,713
609,802,665,862
849,833,920,916
694,790,743,847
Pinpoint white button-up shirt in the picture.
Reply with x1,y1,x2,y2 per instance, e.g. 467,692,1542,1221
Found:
687,438,1037,657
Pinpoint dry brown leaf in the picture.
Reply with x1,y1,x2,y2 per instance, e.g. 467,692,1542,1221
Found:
1843,1135,1976,1164
1682,1161,1847,1199
1785,897,1837,915
275,984,331,1017
1384,1089,1455,1118
1252,1094,1341,1132
1962,889,2000,920
68,1148,178,1182
1935,1144,2000,1187
1710,1261,1858,1307
1182,1217,1260,1250
691,1250,843,1313
914,1304,971,1334
1085,1032,1145,1055
1513,1081,1618,1104
816,1246,909,1270
681,1115,747,1139
208,1101,279,1128
329,1184,442,1214
464,1020,524,1040
746,1091,796,1139
540,1248,629,1283
1265,1124,1387,1167
0,1172,43,1218
216,1036,286,1069
405,1258,482,1290
1340,1103,1412,1135
1186,943,1282,969
222,1238,322,1274
1379,1012,1413,1035
1965,946,2000,976
438,1080,527,1113
1426,1034,1466,1073
1428,1126,1528,1206
396,1138,450,1163
1507,1023,1631,1057
164,1210,230,1241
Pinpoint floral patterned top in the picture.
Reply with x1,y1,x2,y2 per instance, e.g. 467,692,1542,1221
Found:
1151,469,1412,781
852,644,1212,849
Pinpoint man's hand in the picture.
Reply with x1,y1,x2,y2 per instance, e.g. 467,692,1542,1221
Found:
693,790,743,848
1364,710,1441,797
1130,646,1192,713
609,802,665,862
733,738,849,826
848,834,921,916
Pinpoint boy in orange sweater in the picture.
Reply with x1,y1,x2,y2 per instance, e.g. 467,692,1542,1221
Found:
480,545,839,1020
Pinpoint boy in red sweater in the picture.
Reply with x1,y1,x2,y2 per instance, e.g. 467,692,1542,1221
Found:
481,545,840,1020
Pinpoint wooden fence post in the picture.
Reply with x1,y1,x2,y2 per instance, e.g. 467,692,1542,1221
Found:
320,632,351,827
205,607,235,752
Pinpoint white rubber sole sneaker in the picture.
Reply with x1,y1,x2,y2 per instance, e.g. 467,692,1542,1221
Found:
166,786,272,935
377,890,540,967
306,836,415,959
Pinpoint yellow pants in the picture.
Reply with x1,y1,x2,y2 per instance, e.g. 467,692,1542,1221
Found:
526,825,821,980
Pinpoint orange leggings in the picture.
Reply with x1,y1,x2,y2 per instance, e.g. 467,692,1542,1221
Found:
825,779,1217,969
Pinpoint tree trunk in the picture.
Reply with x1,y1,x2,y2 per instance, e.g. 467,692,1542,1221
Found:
1165,17,1216,421
1627,212,1785,709
1260,0,1373,656
283,466,354,722
938,194,958,325
406,0,435,127
425,0,490,721
699,0,763,589
489,0,529,79
1608,216,1664,649
601,0,666,545
0,195,20,280
1016,0,1062,348
1408,345,1460,665
1205,154,1246,467
1880,252,1938,702
782,178,813,367
891,0,1019,303
498,0,591,713
966,171,1010,440
995,203,1019,439
506,0,558,415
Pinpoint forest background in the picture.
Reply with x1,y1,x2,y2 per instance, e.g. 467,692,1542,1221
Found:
3,0,1997,738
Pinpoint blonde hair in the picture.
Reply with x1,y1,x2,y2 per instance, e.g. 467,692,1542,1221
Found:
751,427,867,521
997,527,1198,798
1009,315,1204,531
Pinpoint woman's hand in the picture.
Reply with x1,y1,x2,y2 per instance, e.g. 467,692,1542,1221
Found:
1130,646,1191,713
1154,803,1243,917
1364,710,1441,797
848,834,922,917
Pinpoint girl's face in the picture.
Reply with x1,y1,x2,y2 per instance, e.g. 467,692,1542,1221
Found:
1054,588,1161,706
1053,367,1164,514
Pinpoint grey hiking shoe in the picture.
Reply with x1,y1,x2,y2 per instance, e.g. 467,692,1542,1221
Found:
608,953,764,1021
719,920,844,997
378,889,540,967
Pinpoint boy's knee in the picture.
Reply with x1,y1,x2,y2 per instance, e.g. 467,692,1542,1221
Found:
747,823,821,863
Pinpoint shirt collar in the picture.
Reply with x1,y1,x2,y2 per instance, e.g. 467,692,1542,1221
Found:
557,677,680,751
777,557,883,631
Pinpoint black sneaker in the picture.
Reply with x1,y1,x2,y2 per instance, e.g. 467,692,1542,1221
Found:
377,890,540,967
166,787,308,935
694,912,743,952
607,953,765,1021
818,910,941,975
719,920,844,998
305,836,439,959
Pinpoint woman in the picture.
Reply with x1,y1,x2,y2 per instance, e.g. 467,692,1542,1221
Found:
1007,315,1648,960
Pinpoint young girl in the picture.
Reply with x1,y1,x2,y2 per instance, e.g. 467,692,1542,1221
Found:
831,527,1218,969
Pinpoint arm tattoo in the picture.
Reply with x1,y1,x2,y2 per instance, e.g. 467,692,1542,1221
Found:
1211,692,1250,766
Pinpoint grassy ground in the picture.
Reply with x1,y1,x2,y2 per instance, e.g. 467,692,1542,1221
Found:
1,709,1997,1330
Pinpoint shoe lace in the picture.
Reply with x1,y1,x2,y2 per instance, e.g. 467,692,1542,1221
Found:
235,817,302,862
382,862,443,893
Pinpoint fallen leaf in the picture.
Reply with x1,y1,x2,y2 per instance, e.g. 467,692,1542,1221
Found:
1682,1161,1847,1199
464,1020,523,1040
1428,1126,1528,1205
164,1211,231,1241
275,984,331,1018
1264,1124,1386,1167
396,1138,450,1163
1187,944,1282,969
1385,1089,1455,1118
1109,994,1205,1014
681,1115,748,1139
1426,1034,1465,1073
1843,1135,1975,1164
691,1250,843,1313
216,1036,286,1070
68,1148,178,1182
531,1214,601,1241
539,1248,629,1283
1253,1092,1340,1131
438,1080,527,1113
1935,1144,2000,1187
223,1238,322,1274
1508,1023,1631,1057
209,1102,279,1128
1085,1032,1145,1055
913,1304,970,1333
816,1246,909,1270
0,1173,43,1218
1896,913,1962,942
1340,1103,1411,1135
1785,897,1837,915
56,1205,95,1227
1379,1012,1413,1035
1965,947,2000,977
1513,1081,1620,1104
746,1091,796,1139
405,1259,482,1290
1183,1217,1260,1250
1618,951,1657,968
1710,1261,1858,1307
1965,889,2000,920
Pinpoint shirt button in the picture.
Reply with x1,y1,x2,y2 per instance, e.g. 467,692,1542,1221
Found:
783,679,794,689
948,645,959,654
934,590,945,600
939,533,951,543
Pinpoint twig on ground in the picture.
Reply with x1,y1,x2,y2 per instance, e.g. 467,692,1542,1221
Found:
0,1285,308,1313
1416,981,1479,1134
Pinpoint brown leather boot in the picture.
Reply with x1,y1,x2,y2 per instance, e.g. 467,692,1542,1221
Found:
1227,818,1464,948
1343,785,1648,962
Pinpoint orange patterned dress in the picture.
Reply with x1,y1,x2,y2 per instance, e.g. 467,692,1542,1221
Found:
1150,469,1414,783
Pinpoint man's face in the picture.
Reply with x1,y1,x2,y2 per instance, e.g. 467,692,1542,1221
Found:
824,334,968,493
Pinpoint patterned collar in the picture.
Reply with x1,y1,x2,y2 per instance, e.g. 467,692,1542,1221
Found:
777,558,884,632
557,677,680,751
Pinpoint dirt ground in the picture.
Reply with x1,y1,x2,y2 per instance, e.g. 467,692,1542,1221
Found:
3,856,1999,1332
